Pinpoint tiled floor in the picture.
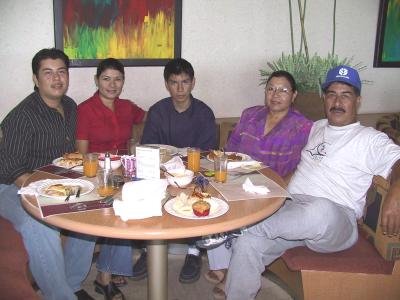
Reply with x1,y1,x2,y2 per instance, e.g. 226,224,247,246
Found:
81,253,293,300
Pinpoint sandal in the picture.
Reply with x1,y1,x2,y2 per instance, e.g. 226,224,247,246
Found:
213,281,226,299
204,270,226,284
94,280,126,300
111,275,127,287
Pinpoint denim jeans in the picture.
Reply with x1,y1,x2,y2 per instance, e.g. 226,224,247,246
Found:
0,184,96,300
96,239,133,276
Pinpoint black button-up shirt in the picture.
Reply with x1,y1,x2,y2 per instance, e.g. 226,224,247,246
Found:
0,92,77,184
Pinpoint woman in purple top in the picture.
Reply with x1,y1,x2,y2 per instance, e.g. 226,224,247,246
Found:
205,71,313,299
226,71,312,178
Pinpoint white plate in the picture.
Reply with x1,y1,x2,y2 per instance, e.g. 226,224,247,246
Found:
52,157,83,171
164,197,229,220
207,152,252,169
206,152,251,162
142,144,178,156
36,179,94,199
241,161,265,171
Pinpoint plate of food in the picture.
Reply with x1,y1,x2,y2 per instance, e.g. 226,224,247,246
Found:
164,192,229,220
36,179,94,199
207,150,251,162
142,144,178,156
53,152,83,171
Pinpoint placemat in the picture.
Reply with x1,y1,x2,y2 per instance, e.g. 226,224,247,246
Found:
209,173,290,201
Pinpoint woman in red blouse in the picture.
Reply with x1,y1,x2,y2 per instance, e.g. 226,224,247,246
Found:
76,58,146,299
76,58,146,153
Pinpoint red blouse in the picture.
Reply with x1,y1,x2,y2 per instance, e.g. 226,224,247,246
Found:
76,92,145,152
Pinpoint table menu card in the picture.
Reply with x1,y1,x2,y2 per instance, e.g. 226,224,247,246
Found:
135,146,160,179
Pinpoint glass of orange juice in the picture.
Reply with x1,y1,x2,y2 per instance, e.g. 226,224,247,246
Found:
187,147,201,173
214,155,228,183
83,153,99,177
97,169,114,197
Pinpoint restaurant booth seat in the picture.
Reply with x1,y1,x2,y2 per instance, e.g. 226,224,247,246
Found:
0,216,39,299
376,112,400,145
267,175,400,300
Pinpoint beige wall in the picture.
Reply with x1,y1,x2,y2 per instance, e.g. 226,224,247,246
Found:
1,0,399,122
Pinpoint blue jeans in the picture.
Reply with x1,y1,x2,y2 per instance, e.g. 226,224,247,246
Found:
0,184,96,300
96,239,133,276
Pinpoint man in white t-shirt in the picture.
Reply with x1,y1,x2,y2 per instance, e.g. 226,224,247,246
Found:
225,65,400,300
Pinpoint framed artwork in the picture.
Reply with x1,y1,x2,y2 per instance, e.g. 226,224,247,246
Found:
54,0,182,67
374,0,400,67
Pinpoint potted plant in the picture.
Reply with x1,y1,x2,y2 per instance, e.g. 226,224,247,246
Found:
259,0,367,120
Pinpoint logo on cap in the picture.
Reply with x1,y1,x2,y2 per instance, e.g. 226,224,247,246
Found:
338,68,348,76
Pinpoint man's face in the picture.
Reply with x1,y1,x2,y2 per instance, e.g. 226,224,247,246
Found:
165,73,195,105
323,82,361,126
33,58,69,102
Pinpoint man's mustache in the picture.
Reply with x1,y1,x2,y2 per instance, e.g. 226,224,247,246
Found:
330,107,345,113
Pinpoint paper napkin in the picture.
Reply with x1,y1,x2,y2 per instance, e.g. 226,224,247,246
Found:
113,178,168,221
18,179,55,196
242,177,270,195
161,156,185,172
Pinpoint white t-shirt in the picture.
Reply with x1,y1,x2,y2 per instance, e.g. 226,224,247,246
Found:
288,119,400,218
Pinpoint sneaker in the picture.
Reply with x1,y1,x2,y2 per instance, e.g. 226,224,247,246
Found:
196,233,228,249
196,230,243,250
179,254,202,283
131,251,147,280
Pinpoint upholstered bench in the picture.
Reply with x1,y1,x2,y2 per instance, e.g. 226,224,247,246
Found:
0,217,39,299
376,113,400,145
268,176,400,300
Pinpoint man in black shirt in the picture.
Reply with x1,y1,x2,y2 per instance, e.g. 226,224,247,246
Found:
0,48,95,300
136,58,217,284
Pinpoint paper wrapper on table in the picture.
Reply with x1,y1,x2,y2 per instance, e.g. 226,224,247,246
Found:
242,177,270,195
161,156,185,172
113,179,168,221
18,179,55,196
121,155,136,178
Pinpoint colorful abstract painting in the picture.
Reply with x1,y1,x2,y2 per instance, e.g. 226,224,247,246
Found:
54,0,182,67
374,0,400,67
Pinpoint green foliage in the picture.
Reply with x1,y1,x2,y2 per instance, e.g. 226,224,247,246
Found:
260,52,366,94
260,0,369,95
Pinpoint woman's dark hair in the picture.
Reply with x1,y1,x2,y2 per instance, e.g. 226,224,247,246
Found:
163,58,194,81
96,58,125,79
32,48,69,76
266,70,297,92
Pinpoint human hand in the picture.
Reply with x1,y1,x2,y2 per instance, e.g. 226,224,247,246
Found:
380,186,400,237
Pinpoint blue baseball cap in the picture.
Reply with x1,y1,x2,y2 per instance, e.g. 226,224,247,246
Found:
321,65,361,92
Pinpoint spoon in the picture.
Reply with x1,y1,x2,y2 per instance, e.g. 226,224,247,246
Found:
160,165,175,177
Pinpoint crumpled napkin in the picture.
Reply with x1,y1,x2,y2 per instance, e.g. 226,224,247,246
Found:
113,178,168,221
18,179,54,196
161,156,185,172
242,177,270,195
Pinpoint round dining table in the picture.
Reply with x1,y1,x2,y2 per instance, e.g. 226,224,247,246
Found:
21,168,287,300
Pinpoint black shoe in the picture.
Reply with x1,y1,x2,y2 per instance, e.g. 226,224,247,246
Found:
131,251,147,280
74,289,95,300
94,280,125,300
179,254,202,284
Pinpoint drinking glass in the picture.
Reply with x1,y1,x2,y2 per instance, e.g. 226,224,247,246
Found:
97,169,114,197
187,147,200,172
83,153,99,177
214,155,228,183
